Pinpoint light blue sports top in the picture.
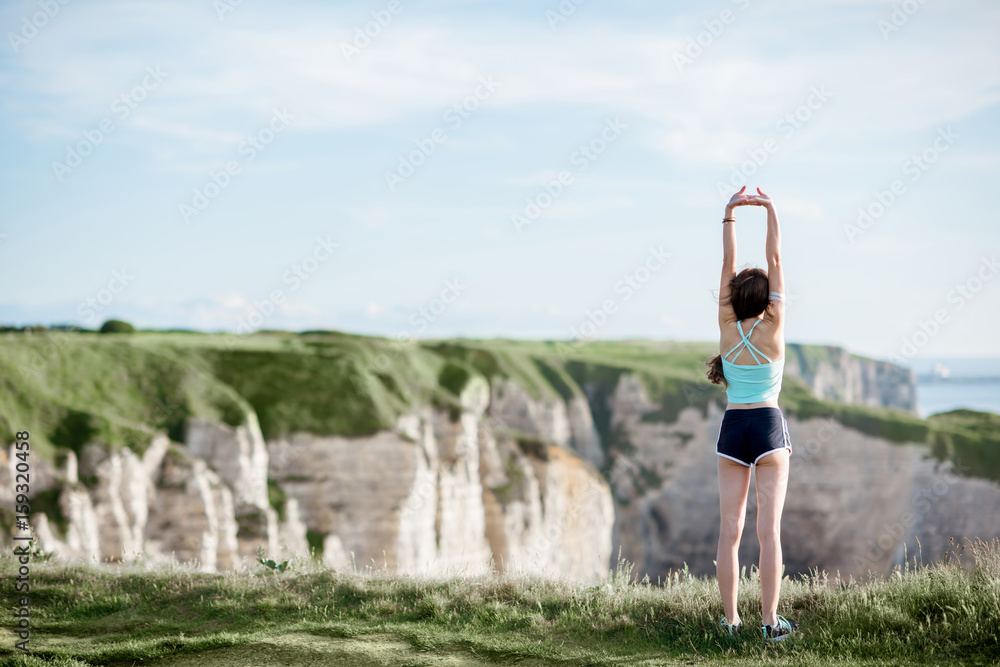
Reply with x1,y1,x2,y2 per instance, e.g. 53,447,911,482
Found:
721,318,784,404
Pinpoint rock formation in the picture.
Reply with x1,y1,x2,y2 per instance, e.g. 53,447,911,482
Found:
10,376,615,584
184,415,280,561
266,375,615,582
784,344,918,413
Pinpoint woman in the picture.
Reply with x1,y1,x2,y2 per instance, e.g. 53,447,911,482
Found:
706,186,797,641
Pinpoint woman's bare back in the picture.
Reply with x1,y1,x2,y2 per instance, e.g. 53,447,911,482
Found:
719,314,784,365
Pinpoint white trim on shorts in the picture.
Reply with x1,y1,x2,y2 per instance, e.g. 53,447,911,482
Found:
753,414,793,464
717,451,752,467
753,447,790,465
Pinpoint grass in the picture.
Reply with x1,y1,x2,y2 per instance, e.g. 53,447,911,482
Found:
1,539,999,666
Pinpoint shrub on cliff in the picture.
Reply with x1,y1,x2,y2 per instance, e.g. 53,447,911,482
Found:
99,319,135,334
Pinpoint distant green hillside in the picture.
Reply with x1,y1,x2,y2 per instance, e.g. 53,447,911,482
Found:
0,329,996,483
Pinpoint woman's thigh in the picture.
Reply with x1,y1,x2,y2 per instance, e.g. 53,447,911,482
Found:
754,449,790,532
718,457,752,538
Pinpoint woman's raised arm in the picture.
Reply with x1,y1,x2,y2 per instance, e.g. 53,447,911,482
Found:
751,188,785,326
719,187,751,326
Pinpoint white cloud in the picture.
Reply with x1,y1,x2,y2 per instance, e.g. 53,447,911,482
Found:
5,1,997,180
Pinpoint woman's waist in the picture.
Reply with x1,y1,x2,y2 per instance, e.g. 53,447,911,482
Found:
723,373,783,403
725,401,781,412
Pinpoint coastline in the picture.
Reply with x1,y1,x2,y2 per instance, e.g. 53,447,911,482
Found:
917,378,1000,418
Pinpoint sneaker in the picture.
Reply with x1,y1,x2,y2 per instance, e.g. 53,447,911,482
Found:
761,615,797,641
719,616,743,637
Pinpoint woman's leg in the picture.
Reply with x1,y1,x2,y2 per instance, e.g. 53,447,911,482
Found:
717,456,752,624
754,448,790,627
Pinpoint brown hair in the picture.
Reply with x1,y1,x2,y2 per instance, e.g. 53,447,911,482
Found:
706,268,771,386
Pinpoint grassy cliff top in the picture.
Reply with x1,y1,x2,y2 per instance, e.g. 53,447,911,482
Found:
1,329,995,482
1,538,998,666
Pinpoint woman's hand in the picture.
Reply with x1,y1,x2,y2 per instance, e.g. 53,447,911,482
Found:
725,186,755,217
747,187,774,210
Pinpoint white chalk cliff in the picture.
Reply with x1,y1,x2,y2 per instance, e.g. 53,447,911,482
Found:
7,375,614,584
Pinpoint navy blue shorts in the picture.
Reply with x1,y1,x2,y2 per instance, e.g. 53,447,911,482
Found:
716,407,792,467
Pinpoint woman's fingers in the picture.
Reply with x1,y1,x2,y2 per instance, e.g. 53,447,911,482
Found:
730,186,773,208
727,186,752,208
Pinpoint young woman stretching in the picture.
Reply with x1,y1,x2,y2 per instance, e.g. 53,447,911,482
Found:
706,186,797,641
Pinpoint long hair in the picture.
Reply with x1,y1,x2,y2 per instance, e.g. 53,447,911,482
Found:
706,268,771,386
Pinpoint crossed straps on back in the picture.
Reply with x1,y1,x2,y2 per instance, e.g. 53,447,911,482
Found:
723,318,773,365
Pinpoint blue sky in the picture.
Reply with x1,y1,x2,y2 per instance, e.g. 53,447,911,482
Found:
1,0,999,363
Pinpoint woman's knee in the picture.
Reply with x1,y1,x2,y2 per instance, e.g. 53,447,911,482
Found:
720,516,745,544
757,522,780,545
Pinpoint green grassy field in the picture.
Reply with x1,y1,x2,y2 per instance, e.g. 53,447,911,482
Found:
1,538,999,666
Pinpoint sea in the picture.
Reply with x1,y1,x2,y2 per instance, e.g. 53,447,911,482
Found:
905,357,1000,418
